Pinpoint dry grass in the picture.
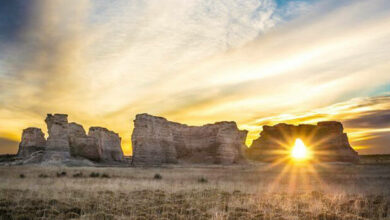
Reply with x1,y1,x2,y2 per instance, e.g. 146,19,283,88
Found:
0,163,389,219
360,155,390,164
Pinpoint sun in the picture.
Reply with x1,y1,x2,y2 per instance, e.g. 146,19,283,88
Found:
291,138,311,161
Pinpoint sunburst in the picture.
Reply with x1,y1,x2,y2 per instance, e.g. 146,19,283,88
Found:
291,138,311,161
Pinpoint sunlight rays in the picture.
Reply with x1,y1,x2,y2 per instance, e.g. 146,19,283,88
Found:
261,127,339,194
291,139,311,161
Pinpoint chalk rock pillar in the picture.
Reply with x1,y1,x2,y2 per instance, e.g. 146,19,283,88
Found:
17,127,46,158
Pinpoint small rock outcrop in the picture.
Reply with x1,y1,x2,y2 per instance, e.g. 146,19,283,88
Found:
247,121,359,163
89,127,124,162
17,127,46,158
132,113,247,165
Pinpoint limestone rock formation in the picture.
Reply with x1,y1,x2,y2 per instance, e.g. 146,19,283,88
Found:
247,121,359,163
17,127,46,158
132,113,247,165
131,114,178,165
89,127,124,162
68,123,101,161
69,136,100,161
66,123,124,162
45,114,70,150
15,113,125,165
68,122,87,138
42,114,72,162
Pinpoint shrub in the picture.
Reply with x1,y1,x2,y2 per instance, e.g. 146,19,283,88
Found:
154,173,162,180
65,212,80,219
19,174,25,178
198,177,208,183
93,212,114,220
38,174,48,178
56,171,67,177
101,173,110,178
73,172,83,178
90,172,100,178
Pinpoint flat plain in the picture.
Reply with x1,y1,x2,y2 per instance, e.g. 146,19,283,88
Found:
0,162,390,220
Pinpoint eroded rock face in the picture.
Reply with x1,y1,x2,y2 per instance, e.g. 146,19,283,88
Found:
247,121,359,163
16,113,125,164
43,114,72,162
70,136,100,161
45,114,70,149
89,127,124,162
68,123,101,161
68,122,86,138
17,127,46,158
132,113,247,165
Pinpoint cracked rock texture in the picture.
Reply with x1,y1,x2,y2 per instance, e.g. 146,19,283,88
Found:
132,113,247,165
89,127,124,162
43,114,72,163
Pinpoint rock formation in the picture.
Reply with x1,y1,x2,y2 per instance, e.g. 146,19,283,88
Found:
246,121,359,163
132,113,248,165
17,127,46,158
68,122,87,138
42,114,72,162
45,114,70,149
68,123,101,161
89,127,124,162
15,113,125,165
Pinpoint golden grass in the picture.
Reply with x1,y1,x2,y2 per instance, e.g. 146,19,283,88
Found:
0,164,389,219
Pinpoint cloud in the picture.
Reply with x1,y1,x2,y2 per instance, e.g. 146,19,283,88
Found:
351,131,390,154
0,0,390,155
0,0,282,115
0,0,31,43
0,0,91,117
0,0,282,155
343,110,390,129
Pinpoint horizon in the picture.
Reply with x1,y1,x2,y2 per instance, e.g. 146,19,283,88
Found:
0,111,388,156
1,0,390,155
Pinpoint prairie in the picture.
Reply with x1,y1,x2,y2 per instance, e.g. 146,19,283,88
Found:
0,163,389,219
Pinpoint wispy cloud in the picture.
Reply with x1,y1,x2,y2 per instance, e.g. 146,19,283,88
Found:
0,0,91,116
0,0,389,155
0,0,282,154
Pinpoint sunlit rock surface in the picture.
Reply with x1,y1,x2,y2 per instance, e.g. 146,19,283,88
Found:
17,127,46,159
247,121,359,163
132,113,248,165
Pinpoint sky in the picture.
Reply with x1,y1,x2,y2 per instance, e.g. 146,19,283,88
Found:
0,0,390,155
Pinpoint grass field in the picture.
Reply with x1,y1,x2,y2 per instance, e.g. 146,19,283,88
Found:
359,155,390,165
0,163,389,219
